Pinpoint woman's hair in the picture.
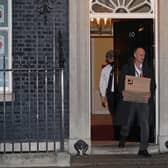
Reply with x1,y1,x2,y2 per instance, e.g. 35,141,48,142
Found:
105,50,114,59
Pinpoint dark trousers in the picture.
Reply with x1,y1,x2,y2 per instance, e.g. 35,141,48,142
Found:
120,103,149,150
106,92,115,114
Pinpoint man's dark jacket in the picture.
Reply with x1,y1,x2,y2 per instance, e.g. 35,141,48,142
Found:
114,58,156,126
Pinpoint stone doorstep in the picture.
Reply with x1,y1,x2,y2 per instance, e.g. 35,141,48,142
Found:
0,152,70,168
91,144,159,155
0,144,160,167
70,144,160,167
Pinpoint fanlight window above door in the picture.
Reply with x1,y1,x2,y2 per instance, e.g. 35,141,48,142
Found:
90,0,155,18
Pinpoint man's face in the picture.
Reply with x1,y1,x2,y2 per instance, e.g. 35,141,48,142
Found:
134,48,145,64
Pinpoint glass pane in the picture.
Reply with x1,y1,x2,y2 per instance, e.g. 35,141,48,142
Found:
0,0,8,27
0,73,9,88
0,30,8,88
91,0,152,13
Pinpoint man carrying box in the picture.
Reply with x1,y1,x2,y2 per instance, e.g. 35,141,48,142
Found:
116,47,155,157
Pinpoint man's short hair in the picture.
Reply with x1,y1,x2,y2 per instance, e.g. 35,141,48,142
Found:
106,50,114,59
134,46,145,54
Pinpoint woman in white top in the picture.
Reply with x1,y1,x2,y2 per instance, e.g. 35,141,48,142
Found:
99,50,116,113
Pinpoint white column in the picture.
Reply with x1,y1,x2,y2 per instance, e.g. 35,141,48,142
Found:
158,0,168,152
69,0,91,154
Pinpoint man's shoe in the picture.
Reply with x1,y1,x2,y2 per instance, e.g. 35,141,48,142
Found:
138,150,152,158
118,141,125,148
118,136,126,148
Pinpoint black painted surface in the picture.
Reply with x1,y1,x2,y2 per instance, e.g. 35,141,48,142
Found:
0,0,69,142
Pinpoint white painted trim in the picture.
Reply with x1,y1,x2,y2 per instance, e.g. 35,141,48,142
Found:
0,141,69,152
154,0,159,145
69,0,91,154
91,38,94,115
89,0,158,145
0,27,8,30
90,0,154,18
151,0,155,14
89,19,91,127
8,0,12,93
0,0,12,94
0,92,14,101
90,13,154,19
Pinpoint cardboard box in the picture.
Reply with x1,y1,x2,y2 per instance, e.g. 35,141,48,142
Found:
123,75,151,103
123,90,150,103
125,75,151,92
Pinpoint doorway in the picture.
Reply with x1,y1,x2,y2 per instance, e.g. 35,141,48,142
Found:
91,19,155,143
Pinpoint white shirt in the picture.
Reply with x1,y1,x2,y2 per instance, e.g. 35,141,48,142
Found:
99,64,114,97
134,64,143,77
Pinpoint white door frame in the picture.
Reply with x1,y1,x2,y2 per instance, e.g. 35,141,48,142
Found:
89,0,159,144
69,0,159,154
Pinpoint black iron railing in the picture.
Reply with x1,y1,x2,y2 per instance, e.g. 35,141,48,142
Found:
0,30,65,153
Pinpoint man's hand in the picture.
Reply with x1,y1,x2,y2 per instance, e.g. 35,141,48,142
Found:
101,96,107,108
144,92,151,102
122,90,128,97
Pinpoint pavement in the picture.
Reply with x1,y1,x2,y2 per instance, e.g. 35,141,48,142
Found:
0,152,70,168
71,153,168,168
8,153,168,168
1,143,167,168
9,153,168,168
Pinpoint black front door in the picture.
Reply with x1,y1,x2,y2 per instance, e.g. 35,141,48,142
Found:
113,19,155,142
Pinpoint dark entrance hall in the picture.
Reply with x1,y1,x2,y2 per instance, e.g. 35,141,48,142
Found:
91,19,155,143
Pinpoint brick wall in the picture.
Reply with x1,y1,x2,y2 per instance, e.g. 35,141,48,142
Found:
0,0,69,142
